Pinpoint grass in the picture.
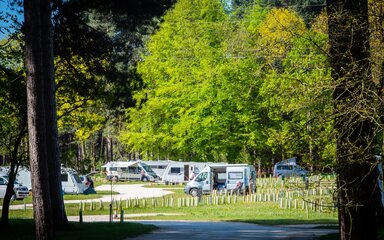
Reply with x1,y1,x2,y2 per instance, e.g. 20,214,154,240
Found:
0,178,341,239
3,186,339,225
0,219,157,240
0,191,119,205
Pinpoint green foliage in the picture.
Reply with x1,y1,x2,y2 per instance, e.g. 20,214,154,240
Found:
0,36,27,161
120,2,335,169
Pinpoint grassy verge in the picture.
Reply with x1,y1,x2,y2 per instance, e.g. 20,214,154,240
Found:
1,219,157,240
0,191,119,205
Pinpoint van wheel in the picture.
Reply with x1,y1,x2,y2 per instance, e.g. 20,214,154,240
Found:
142,177,148,182
190,188,198,197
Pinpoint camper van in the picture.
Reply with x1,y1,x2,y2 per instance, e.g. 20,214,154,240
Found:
161,162,208,184
0,175,29,200
15,167,32,191
61,167,86,194
1,166,86,194
184,164,256,197
101,161,159,182
273,157,307,178
144,160,174,180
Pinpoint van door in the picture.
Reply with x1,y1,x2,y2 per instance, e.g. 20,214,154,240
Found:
120,167,129,179
193,171,211,193
226,167,245,191
184,165,190,181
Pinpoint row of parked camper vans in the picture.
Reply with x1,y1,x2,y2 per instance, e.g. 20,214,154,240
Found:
101,160,212,184
101,160,258,196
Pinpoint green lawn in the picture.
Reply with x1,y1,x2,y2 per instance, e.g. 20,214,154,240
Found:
1,219,157,240
0,191,119,205
0,179,352,239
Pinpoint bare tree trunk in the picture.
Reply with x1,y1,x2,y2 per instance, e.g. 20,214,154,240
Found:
23,0,67,237
327,0,379,239
42,0,68,227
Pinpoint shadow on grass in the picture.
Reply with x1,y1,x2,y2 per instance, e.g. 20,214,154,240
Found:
1,219,157,240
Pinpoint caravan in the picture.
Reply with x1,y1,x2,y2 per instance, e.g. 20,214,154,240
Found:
101,161,160,182
184,164,256,197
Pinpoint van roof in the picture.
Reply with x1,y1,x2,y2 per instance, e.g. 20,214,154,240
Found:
275,157,297,166
101,161,140,168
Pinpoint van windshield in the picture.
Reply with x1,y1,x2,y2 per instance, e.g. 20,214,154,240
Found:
196,172,208,182
72,174,82,183
2,175,20,184
141,164,155,173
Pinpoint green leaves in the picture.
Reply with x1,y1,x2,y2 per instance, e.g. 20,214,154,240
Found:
121,1,335,167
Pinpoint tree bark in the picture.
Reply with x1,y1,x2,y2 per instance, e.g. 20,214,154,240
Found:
327,0,379,239
24,0,55,238
41,0,68,228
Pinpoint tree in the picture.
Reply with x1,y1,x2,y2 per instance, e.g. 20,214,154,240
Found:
0,37,28,227
24,0,66,237
327,0,379,239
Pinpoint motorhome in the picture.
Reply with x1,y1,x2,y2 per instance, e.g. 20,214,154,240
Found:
61,167,86,194
143,160,174,180
101,161,160,182
15,167,32,191
161,161,211,184
0,175,29,200
273,157,308,178
1,166,86,194
184,164,256,197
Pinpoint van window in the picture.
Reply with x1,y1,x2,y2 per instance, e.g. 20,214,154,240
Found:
73,174,82,183
120,167,127,172
170,167,182,174
109,167,117,171
277,165,293,170
228,172,243,180
141,163,155,173
61,174,68,182
196,172,208,182
127,166,136,173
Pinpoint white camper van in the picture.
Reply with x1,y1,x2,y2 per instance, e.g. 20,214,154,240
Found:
0,175,29,200
61,167,86,194
184,164,256,197
161,161,211,184
101,161,159,182
15,167,32,191
1,166,87,194
144,160,174,180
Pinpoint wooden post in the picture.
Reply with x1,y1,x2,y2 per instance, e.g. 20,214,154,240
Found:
79,209,83,223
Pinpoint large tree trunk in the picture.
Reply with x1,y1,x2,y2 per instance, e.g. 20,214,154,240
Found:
24,0,55,238
41,0,68,228
327,0,379,239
